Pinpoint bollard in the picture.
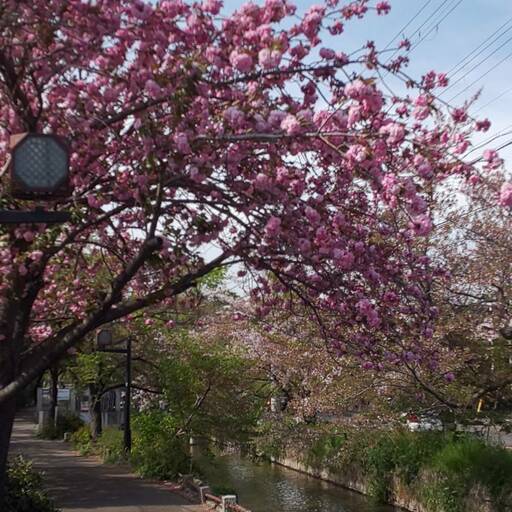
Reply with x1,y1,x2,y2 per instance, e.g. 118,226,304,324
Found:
221,495,237,512
199,486,211,503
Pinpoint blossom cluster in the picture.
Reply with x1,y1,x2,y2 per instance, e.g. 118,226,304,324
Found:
0,0,504,368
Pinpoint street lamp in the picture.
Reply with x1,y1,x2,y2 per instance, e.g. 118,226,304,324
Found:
10,133,70,199
0,133,72,224
96,329,132,452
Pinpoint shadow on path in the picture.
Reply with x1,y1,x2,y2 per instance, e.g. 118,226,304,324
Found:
10,411,203,512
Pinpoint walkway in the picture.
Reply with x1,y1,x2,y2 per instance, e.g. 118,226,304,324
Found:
9,412,204,512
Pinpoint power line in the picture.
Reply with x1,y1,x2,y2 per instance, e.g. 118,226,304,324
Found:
446,17,512,77
385,0,453,63
409,0,465,53
464,124,512,156
473,85,512,115
448,48,512,102
442,32,512,95
469,135,512,165
382,1,433,51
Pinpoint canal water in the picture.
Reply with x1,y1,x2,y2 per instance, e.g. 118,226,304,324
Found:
194,452,397,512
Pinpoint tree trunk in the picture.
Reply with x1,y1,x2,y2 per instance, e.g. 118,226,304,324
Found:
90,392,102,440
0,396,16,501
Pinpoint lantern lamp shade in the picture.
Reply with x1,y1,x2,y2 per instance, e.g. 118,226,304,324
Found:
97,329,113,348
10,133,70,199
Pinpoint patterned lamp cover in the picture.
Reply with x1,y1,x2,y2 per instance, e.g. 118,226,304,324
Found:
10,133,70,199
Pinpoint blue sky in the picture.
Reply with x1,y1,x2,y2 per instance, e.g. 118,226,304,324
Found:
228,0,512,165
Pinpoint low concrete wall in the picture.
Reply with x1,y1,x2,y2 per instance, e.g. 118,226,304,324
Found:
271,455,499,512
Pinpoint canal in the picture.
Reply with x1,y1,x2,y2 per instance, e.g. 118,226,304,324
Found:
194,452,398,512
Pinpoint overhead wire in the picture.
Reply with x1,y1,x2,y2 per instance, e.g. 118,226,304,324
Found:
447,48,512,102
384,0,453,63
472,85,512,115
408,0,466,53
464,123,512,156
380,0,511,124
380,3,512,166
441,31,512,95
469,136,512,165
381,1,434,51
446,16,512,77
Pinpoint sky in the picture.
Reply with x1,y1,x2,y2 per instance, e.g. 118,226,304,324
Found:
228,0,512,166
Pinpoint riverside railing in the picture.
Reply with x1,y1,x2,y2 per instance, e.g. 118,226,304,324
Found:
181,475,252,512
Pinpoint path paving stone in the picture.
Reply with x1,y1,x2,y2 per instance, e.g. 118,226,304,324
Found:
10,413,204,512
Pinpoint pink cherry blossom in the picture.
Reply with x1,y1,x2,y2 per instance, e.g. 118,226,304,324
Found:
451,108,468,124
224,106,245,127
476,119,491,132
305,206,321,224
280,114,302,135
144,79,161,98
202,0,222,15
258,48,282,69
346,144,367,162
410,214,433,236
229,50,253,72
376,2,391,15
173,132,191,154
319,47,335,60
0,0,505,446
379,123,405,145
499,182,512,207
87,195,101,208
265,216,282,237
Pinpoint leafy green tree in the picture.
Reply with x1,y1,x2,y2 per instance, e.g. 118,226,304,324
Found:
67,350,123,439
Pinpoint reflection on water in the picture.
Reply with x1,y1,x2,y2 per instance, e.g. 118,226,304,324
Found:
194,450,397,512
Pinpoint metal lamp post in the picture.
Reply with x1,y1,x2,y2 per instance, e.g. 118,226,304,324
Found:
96,329,132,452
0,133,72,224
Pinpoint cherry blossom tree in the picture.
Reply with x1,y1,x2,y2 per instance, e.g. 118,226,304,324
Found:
0,0,500,491
196,302,385,423
417,174,512,412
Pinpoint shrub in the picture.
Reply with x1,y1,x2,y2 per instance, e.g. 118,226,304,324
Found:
97,427,125,464
37,424,60,441
363,430,451,501
70,426,93,455
131,411,191,479
423,436,512,512
56,412,83,435
305,431,346,470
3,456,59,512
38,413,83,440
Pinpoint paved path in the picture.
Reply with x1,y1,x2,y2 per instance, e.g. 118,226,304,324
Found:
10,413,204,512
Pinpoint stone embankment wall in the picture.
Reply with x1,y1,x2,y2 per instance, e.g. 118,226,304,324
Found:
271,455,497,512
